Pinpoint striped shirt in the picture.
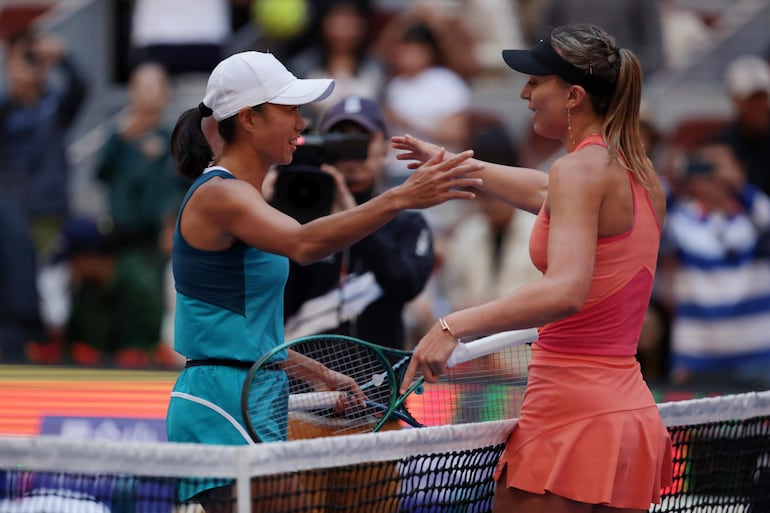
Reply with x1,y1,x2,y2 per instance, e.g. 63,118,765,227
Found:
664,184,770,373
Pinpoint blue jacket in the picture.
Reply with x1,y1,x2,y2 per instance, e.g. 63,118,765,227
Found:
0,55,88,216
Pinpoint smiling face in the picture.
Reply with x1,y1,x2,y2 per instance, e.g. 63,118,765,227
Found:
519,75,572,139
250,103,307,166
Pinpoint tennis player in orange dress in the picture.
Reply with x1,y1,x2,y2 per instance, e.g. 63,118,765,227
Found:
395,23,673,513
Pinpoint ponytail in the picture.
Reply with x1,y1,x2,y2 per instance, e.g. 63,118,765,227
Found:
602,49,655,187
550,24,656,188
170,106,213,179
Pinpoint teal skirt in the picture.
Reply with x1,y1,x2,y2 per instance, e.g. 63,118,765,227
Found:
166,365,288,501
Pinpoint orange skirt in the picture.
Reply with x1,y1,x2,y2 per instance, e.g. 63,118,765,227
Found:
494,344,673,509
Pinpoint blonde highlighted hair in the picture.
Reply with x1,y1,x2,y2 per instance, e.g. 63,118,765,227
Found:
550,24,655,187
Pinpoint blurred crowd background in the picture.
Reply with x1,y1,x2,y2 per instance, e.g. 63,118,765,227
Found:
1,0,769,396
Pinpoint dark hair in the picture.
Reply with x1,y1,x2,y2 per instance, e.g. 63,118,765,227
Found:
170,104,264,178
6,29,43,69
6,28,37,51
170,108,214,179
400,22,441,65
550,24,654,186
317,0,373,72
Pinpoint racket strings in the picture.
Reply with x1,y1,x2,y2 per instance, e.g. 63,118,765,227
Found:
244,335,534,443
280,338,397,439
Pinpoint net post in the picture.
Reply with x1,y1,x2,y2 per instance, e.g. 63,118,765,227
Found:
236,449,250,513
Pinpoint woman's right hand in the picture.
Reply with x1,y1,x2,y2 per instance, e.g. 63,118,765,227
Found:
391,134,455,170
388,147,483,210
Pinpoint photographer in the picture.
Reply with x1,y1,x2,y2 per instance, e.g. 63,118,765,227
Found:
283,95,435,350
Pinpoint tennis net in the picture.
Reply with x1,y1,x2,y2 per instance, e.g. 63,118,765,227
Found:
1,390,769,513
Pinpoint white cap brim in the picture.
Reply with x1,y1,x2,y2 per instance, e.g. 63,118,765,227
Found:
270,78,335,105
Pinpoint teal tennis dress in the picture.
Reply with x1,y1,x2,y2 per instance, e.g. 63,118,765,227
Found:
165,167,289,500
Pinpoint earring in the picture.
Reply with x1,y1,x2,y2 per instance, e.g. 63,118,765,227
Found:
567,106,575,147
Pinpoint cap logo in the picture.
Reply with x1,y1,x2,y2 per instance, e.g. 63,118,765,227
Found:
344,96,363,114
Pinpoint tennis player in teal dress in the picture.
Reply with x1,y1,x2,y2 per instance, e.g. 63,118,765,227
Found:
163,51,483,508
166,167,291,447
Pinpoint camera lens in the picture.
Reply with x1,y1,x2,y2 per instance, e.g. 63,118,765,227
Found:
286,174,322,205
272,167,335,224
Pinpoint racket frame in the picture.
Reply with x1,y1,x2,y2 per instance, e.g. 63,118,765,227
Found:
240,335,406,442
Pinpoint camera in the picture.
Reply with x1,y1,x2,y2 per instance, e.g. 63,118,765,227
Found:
682,157,715,178
271,133,369,223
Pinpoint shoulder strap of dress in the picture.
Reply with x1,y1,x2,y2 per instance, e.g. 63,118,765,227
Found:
203,166,235,178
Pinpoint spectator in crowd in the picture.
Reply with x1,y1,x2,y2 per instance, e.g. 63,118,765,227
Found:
0,29,88,262
374,4,481,84
410,0,525,74
128,0,232,75
288,0,386,129
95,61,187,263
658,0,714,71
378,19,473,194
441,118,538,312
443,190,539,312
381,66,480,342
283,95,435,350
541,0,665,77
51,216,169,369
0,193,45,362
713,55,770,197
660,142,770,389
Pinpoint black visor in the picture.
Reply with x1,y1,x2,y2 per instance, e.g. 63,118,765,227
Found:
502,39,615,97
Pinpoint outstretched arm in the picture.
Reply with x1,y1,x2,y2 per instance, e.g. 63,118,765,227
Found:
399,153,600,389
189,148,484,265
392,134,548,214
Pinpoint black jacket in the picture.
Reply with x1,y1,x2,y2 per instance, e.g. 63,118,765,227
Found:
284,203,434,350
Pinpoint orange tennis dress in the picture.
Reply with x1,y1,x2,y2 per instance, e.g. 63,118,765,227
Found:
494,135,673,509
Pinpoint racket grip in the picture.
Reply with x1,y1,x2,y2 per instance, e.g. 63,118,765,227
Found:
288,391,344,411
446,328,538,368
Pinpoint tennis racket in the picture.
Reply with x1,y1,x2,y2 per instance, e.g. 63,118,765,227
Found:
241,329,537,442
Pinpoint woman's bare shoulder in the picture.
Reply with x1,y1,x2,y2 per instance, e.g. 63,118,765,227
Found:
189,175,265,216
549,146,611,185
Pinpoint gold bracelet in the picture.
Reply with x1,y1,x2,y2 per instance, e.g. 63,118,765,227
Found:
438,317,460,342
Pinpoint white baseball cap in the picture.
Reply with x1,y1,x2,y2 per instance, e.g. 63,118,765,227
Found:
202,51,335,121
726,55,770,100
